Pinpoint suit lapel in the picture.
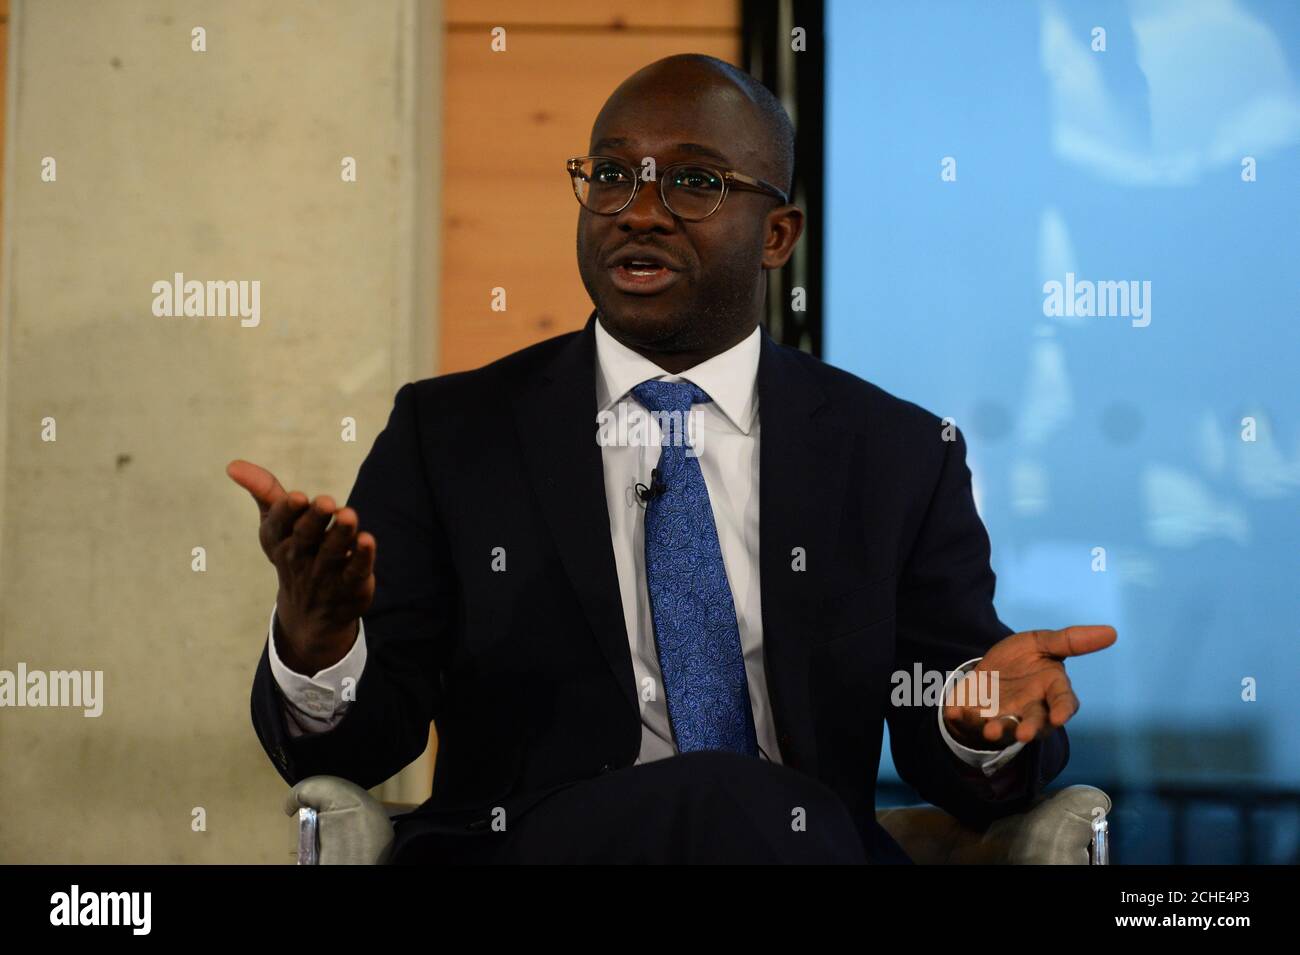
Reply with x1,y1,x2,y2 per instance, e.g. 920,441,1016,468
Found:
757,330,855,774
511,313,639,716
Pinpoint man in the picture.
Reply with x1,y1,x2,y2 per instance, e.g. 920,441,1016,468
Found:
230,54,1115,863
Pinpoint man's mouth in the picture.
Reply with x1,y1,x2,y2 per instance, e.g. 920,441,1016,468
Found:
607,250,683,295
622,261,667,276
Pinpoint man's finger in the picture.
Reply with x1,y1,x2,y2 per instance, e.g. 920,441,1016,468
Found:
943,671,987,727
1045,672,1080,726
1032,625,1117,659
980,711,1019,746
315,508,359,570
1013,703,1043,744
995,699,1049,745
262,491,311,549
340,532,377,585
943,701,984,732
287,495,337,561
227,459,287,516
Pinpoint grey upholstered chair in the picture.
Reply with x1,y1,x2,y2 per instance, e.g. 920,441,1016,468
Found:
286,775,1111,865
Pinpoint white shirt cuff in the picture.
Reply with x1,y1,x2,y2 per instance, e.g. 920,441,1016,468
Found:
936,656,1027,777
266,604,367,737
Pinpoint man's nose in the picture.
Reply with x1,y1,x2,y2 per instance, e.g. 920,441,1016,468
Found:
615,177,676,231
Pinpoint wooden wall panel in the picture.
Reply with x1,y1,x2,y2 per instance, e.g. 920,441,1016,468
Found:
446,0,736,29
439,4,740,373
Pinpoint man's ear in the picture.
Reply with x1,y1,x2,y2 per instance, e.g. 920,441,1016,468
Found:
762,205,805,269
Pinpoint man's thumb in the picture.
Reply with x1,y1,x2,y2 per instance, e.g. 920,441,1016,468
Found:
226,459,287,514
1040,625,1117,658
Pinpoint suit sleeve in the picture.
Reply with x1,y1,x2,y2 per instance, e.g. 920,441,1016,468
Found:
884,425,1068,829
250,382,455,789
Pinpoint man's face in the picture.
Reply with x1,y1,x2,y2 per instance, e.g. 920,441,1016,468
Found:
576,77,795,356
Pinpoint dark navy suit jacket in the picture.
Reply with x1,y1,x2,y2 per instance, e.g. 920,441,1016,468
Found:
251,313,1068,862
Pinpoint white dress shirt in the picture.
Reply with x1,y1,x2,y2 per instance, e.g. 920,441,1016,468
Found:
267,319,1023,776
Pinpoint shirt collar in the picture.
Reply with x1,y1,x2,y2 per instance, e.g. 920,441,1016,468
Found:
593,316,761,435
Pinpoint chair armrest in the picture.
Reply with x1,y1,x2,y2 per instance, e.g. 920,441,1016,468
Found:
285,775,400,865
875,784,1112,864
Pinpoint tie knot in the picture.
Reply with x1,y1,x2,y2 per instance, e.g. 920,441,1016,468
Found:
630,379,711,416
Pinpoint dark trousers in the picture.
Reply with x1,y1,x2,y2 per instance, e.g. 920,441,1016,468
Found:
390,751,869,864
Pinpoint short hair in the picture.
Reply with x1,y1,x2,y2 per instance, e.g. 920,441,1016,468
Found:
645,54,796,196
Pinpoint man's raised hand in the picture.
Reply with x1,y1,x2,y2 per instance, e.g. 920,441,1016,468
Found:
942,625,1117,750
226,459,376,675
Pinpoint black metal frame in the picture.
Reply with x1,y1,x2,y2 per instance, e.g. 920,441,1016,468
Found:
741,0,826,358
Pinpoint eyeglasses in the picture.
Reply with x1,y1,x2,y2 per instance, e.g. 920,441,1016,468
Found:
566,155,789,222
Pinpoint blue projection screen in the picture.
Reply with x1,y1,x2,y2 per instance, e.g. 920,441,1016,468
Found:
825,0,1300,861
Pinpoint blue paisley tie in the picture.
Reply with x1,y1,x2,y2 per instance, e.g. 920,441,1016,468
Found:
631,379,759,757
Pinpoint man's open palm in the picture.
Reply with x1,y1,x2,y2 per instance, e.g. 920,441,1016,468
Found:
226,459,376,673
943,625,1117,750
